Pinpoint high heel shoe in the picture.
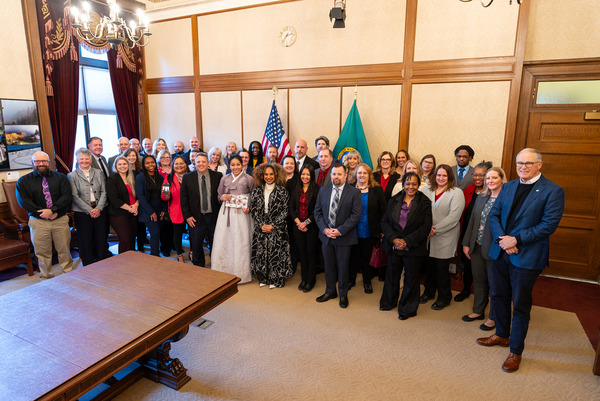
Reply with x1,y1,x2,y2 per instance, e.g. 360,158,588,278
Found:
177,254,185,263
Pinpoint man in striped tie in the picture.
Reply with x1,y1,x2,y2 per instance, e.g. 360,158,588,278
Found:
16,151,74,279
314,163,362,308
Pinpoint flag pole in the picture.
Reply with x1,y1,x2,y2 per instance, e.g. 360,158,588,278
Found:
272,86,278,100
354,85,358,100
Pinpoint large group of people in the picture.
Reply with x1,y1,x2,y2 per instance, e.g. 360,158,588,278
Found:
16,137,564,374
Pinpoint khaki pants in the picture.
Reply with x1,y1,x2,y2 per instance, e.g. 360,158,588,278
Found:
29,215,74,278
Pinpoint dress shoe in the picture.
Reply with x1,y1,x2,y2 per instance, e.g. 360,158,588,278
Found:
363,281,373,294
339,296,348,308
298,281,307,291
476,334,509,347
316,293,337,303
431,300,449,310
398,312,417,320
379,305,394,311
419,294,433,304
454,291,470,302
502,353,521,373
480,322,496,331
161,251,171,257
303,282,315,293
462,313,485,322
259,283,267,287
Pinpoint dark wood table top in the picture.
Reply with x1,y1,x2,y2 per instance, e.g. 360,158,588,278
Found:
0,252,239,400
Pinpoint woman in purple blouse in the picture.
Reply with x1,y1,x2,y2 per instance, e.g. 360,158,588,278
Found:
379,172,432,320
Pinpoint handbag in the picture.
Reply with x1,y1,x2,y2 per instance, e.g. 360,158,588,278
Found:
369,240,387,268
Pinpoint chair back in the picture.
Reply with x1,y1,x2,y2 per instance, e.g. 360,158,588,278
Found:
2,180,29,224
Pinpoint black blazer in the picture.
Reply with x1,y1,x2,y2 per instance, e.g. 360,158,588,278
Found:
462,194,494,261
180,169,222,220
373,171,400,201
289,184,320,224
381,190,432,257
106,173,135,216
362,185,387,238
299,156,319,171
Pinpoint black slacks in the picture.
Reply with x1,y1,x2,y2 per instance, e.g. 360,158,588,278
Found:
380,252,425,316
423,256,452,303
293,223,319,285
349,236,378,285
73,210,108,266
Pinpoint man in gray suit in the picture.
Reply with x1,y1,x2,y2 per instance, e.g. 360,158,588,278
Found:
451,145,475,190
314,163,362,308
315,149,334,187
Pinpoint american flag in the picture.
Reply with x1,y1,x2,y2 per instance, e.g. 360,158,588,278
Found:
261,100,291,163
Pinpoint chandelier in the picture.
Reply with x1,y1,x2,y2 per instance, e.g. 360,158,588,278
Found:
70,0,151,49
460,0,521,7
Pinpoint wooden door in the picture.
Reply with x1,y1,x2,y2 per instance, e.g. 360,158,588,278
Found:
524,111,600,281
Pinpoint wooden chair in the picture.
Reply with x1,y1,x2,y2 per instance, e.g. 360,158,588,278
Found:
0,229,34,276
0,180,31,245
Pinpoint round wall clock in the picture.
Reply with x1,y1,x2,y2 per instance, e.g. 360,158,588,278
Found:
279,26,297,47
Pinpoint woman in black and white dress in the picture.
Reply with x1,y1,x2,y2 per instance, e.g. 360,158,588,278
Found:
250,164,293,288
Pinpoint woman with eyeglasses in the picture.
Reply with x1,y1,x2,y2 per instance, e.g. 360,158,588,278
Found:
373,151,399,201
461,166,507,331
454,161,492,304
420,154,436,187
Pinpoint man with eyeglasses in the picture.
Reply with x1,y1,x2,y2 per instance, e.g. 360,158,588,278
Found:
477,148,564,373
451,145,475,190
16,151,74,279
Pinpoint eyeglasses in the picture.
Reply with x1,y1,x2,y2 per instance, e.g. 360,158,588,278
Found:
422,160,434,165
516,161,538,168
161,156,172,160
456,155,470,159
33,160,50,164
380,158,392,162
473,174,486,178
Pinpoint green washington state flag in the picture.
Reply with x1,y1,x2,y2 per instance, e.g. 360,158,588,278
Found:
332,99,373,168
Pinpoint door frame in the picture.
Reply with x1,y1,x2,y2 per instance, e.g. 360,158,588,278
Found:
514,58,600,282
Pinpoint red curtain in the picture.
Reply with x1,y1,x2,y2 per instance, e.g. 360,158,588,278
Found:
36,0,79,173
107,48,141,140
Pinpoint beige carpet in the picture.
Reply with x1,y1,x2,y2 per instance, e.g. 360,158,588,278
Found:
2,260,599,400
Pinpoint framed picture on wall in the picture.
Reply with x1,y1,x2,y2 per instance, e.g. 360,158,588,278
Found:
0,98,42,170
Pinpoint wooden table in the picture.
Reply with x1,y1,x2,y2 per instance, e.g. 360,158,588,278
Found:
0,252,240,400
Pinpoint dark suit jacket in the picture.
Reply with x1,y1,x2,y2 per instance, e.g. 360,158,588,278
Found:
289,184,319,224
373,172,400,201
488,175,564,270
452,164,474,191
106,173,135,216
180,169,222,220
381,191,432,257
314,184,362,246
299,156,319,171
362,185,387,237
462,194,494,261
108,154,121,174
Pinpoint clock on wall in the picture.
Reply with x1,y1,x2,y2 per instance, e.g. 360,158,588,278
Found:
279,26,297,47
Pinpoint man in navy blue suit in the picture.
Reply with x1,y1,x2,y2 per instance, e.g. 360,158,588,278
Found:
477,148,564,373
314,163,362,308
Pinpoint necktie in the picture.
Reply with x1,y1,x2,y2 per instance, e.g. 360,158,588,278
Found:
458,168,465,181
318,170,325,186
99,157,109,178
42,176,53,208
201,175,208,212
328,187,340,228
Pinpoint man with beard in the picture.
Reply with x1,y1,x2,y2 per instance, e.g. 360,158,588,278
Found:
16,151,74,279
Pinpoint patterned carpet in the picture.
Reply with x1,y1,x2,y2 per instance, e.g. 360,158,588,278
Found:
2,257,599,400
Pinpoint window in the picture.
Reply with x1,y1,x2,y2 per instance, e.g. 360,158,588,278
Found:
536,80,600,105
73,47,120,168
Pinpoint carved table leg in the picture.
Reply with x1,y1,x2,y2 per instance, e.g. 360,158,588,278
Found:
141,327,191,390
